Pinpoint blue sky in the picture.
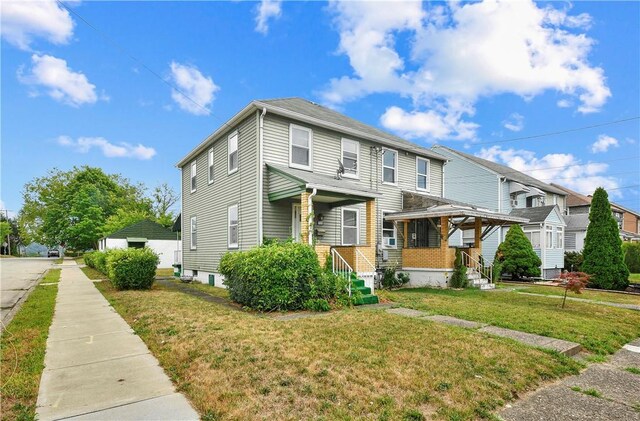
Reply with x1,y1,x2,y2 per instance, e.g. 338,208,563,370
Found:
2,0,639,217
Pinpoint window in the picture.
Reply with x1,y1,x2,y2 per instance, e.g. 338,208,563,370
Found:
416,157,430,191
190,161,197,193
228,204,239,248
228,132,238,174
342,208,359,245
289,125,312,170
565,232,577,251
382,211,397,248
407,218,441,248
546,226,553,249
613,211,623,229
208,148,214,184
341,138,359,178
556,226,564,249
190,216,197,250
524,230,541,248
382,149,397,184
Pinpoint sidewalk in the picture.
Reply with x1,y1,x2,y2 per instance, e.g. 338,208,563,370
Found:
36,265,198,420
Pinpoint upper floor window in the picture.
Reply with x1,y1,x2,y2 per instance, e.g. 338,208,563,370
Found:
190,161,197,193
382,148,397,184
228,132,238,174
208,148,214,184
524,230,541,248
556,226,564,249
341,138,359,178
342,208,359,245
613,211,623,229
416,157,430,191
289,125,312,170
190,216,197,250
382,211,397,249
228,204,239,248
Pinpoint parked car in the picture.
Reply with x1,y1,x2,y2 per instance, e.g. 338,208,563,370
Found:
47,249,60,258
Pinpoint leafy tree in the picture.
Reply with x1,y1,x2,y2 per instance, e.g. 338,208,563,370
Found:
564,251,584,272
581,188,629,290
101,208,153,237
494,224,542,280
0,221,10,241
151,182,179,228
449,248,468,288
622,243,640,274
558,271,590,308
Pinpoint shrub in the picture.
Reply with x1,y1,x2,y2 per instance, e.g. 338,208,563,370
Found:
495,224,541,280
623,242,640,274
558,271,590,308
381,265,410,289
220,242,320,311
564,251,584,272
106,248,159,290
94,251,109,274
83,251,96,268
304,298,330,312
449,249,469,288
582,188,629,290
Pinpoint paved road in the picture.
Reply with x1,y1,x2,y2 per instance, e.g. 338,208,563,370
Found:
1,258,54,327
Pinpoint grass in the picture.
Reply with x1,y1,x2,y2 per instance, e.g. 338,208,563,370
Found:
379,288,640,355
174,280,232,299
54,257,63,264
95,282,582,420
630,273,640,283
625,367,640,375
570,386,603,398
155,268,175,277
509,284,640,305
80,266,105,280
0,269,61,421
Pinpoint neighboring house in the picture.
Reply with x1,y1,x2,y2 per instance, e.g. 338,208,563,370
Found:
432,145,567,279
176,98,524,291
563,213,589,252
98,219,181,268
551,183,640,246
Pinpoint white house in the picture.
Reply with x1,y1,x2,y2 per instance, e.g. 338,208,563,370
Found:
98,219,181,268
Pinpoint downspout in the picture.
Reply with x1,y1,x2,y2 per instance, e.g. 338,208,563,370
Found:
442,161,447,198
258,107,266,245
308,188,317,246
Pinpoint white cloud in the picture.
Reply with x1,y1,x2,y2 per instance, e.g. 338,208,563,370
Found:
322,0,610,141
169,62,219,116
0,0,75,50
591,134,619,153
476,145,620,197
503,113,524,132
57,135,156,160
557,99,572,108
18,54,102,107
380,106,478,141
255,0,282,35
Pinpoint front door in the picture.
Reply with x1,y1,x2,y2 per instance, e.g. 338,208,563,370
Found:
292,203,302,242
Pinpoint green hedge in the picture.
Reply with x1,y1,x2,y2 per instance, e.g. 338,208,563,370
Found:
219,242,351,311
84,248,159,290
623,242,640,274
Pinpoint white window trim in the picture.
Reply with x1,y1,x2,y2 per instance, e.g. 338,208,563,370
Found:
556,226,564,249
228,204,239,249
341,208,360,246
524,229,541,249
190,161,197,193
381,210,397,249
208,148,214,184
381,148,398,186
190,216,197,250
545,226,553,249
416,156,430,192
289,124,313,171
228,131,238,175
340,138,359,179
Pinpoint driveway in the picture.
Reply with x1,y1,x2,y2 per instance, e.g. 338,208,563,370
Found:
1,257,54,327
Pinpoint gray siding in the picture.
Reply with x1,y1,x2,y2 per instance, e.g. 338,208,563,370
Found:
181,113,259,273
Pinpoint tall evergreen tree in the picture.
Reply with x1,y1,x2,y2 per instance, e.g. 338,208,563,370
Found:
581,188,629,290
495,224,541,280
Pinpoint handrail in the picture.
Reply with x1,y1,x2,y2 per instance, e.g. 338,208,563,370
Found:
460,250,492,284
355,248,376,294
331,248,353,296
355,248,375,273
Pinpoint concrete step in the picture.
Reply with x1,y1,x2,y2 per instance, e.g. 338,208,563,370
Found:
479,283,496,290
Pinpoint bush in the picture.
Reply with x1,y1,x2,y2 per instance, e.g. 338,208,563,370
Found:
381,265,410,289
304,298,330,312
623,242,640,274
449,249,469,288
564,251,584,272
495,225,541,280
220,242,321,311
106,248,159,290
83,251,96,268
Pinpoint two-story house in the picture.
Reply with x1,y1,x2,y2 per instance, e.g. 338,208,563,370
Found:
551,183,640,251
177,98,526,292
432,146,567,279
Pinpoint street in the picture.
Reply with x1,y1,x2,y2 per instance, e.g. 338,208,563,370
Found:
1,258,54,328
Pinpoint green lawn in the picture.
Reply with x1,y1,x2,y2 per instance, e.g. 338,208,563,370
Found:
96,281,581,420
630,273,640,283
1,269,61,421
508,284,640,305
379,287,640,355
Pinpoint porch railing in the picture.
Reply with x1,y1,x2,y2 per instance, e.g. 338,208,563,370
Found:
460,250,492,285
331,248,353,297
355,248,376,294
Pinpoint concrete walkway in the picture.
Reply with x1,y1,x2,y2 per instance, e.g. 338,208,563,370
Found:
514,291,640,311
36,266,198,421
499,338,640,420
386,307,582,356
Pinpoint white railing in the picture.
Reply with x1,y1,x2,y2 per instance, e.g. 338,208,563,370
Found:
331,248,353,297
460,250,492,284
355,248,376,294
174,250,182,265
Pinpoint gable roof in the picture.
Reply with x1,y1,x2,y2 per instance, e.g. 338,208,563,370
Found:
433,145,566,196
509,205,562,224
550,183,640,217
177,97,447,167
564,214,589,231
105,219,177,240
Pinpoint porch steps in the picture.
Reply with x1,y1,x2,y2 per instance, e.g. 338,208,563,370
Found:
349,273,379,306
467,269,495,290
